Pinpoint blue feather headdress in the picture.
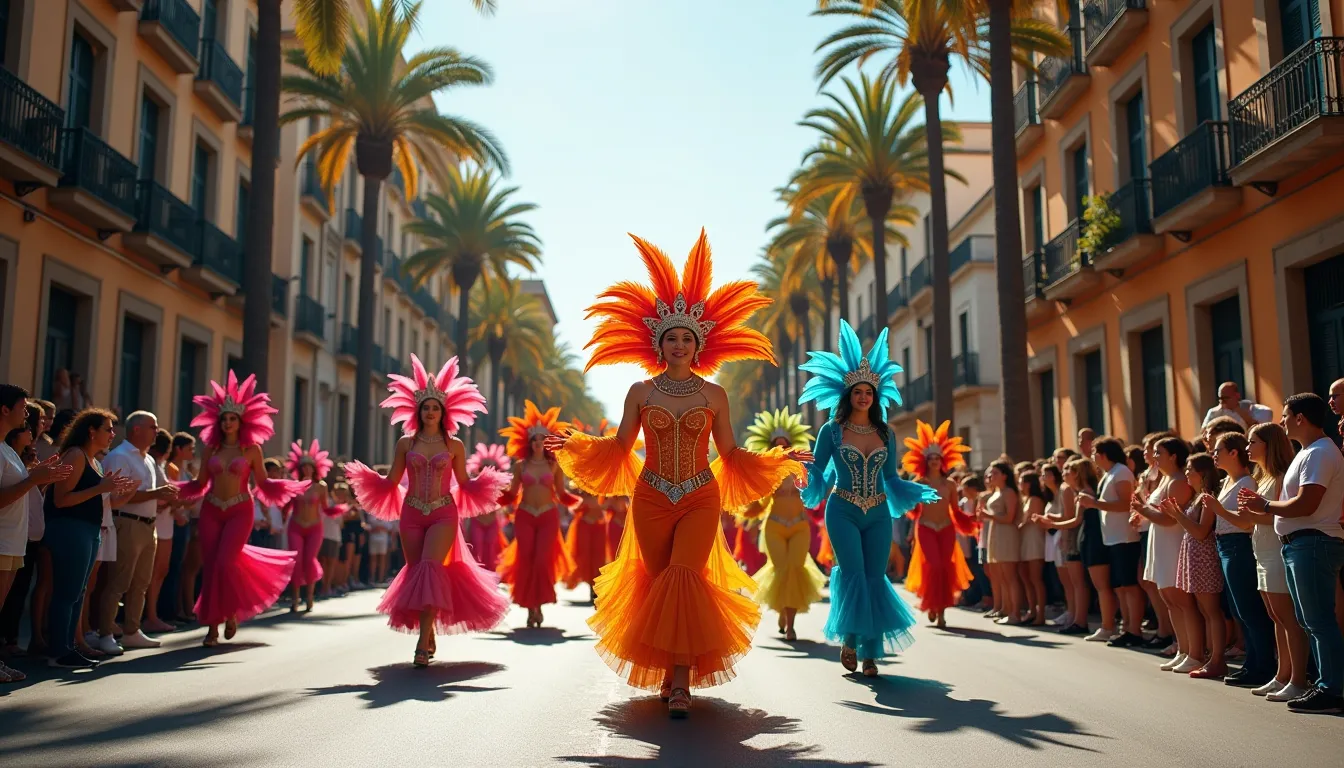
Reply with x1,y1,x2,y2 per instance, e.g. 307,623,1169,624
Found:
798,319,904,420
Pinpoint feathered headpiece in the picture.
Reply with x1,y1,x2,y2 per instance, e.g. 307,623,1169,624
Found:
799,320,904,420
381,354,485,437
743,408,813,452
583,229,775,375
500,400,571,460
466,443,512,476
570,417,617,437
902,420,971,479
192,371,277,449
285,439,334,480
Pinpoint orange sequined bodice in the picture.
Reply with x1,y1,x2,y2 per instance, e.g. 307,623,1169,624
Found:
639,405,713,484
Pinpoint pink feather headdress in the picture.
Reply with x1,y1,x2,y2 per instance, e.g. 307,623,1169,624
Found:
192,370,277,449
381,354,486,437
466,443,511,476
285,439,334,481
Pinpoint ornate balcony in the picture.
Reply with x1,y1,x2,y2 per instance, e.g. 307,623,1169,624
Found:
0,65,65,191
138,0,200,75
1082,0,1148,68
1023,249,1053,322
1038,27,1090,120
383,250,404,292
184,219,242,296
949,235,994,277
300,161,329,220
953,352,981,390
1041,220,1100,302
271,274,288,323
125,179,197,270
903,373,932,412
886,281,908,320
337,322,358,365
1149,120,1240,237
294,294,326,345
907,259,931,308
1229,37,1344,190
194,38,243,122
50,128,138,234
1014,81,1043,153
343,207,362,248
1090,177,1161,272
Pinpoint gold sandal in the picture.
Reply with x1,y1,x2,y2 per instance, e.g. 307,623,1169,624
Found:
413,649,430,668
667,687,691,719
840,645,858,673
862,659,878,677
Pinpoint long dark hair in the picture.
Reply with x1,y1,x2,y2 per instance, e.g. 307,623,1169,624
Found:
834,385,889,443
1020,469,1052,504
59,409,117,454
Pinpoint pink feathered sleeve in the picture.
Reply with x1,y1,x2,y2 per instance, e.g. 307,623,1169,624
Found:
345,460,406,521
323,502,349,518
254,478,310,508
452,467,511,519
174,476,213,502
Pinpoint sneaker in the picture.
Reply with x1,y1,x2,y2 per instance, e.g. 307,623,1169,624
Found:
1172,656,1205,673
48,652,97,669
1084,628,1116,642
82,631,99,647
95,634,124,656
1266,682,1311,702
1161,653,1188,671
1286,688,1344,714
1252,678,1288,696
1057,624,1090,636
1106,632,1146,648
119,630,161,650
1052,611,1074,628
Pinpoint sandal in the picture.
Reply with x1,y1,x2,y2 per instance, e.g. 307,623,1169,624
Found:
413,649,430,668
840,645,858,673
862,659,878,678
667,687,691,719
0,661,25,683
785,628,797,642
202,634,219,648
224,618,238,640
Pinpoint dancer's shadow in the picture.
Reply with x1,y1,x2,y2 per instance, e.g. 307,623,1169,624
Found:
936,625,1067,650
10,641,269,689
485,627,592,646
557,696,880,768
757,638,847,665
305,661,507,708
840,675,1107,752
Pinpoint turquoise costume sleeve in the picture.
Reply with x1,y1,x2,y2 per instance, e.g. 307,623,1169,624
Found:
882,431,939,518
801,422,836,508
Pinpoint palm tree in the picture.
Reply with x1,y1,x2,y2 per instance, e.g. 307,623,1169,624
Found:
282,0,508,461
814,0,1068,443
241,0,498,386
467,280,549,434
403,164,541,374
791,77,937,338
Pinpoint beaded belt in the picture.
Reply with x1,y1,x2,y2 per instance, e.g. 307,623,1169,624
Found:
407,494,454,515
836,489,887,512
206,493,249,510
640,467,714,505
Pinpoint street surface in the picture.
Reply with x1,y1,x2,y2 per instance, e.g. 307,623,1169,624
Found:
1,584,1337,767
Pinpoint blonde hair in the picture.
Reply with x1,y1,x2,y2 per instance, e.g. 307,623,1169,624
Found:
1248,422,1293,494
1063,457,1099,494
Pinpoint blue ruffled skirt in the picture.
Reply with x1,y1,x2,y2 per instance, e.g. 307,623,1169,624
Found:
823,563,917,659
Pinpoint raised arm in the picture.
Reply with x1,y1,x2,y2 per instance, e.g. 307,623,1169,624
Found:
706,384,806,509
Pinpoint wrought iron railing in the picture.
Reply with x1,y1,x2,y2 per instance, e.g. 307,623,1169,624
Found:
141,0,201,58
0,64,65,169
1082,0,1146,55
271,274,288,317
1042,220,1088,286
1038,27,1087,105
371,343,385,372
904,373,932,409
301,160,326,209
1229,37,1344,165
295,294,325,339
197,37,243,109
339,323,358,357
953,352,980,388
1014,81,1040,135
858,315,876,341
949,235,994,275
1149,120,1233,219
133,179,198,255
1024,250,1045,300
344,207,362,241
1102,177,1153,248
412,198,429,220
908,259,930,297
59,127,138,219
887,281,907,317
195,219,242,283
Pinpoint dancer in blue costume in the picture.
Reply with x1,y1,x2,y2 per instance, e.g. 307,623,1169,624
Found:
800,320,939,677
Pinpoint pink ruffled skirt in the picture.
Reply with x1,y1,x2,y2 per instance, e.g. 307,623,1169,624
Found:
196,497,297,626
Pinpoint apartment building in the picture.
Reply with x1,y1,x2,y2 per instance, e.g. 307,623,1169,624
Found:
1014,0,1344,452
851,121,997,466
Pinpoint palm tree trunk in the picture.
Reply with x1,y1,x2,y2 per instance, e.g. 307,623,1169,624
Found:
867,208,891,331
489,350,504,435
352,173,382,461
831,247,851,326
991,0,1035,461
821,274,834,353
913,61,955,428
794,309,811,422
240,0,282,393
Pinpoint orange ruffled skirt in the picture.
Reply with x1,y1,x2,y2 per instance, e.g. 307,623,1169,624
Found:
564,516,609,589
904,522,974,613
497,507,574,609
588,479,760,691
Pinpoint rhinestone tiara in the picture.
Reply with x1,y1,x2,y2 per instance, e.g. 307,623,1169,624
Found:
527,424,551,438
643,292,716,351
769,427,790,441
414,384,445,407
219,398,245,416
842,358,882,391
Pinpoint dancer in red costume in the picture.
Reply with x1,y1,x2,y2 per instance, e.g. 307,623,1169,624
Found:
497,401,578,628
563,419,614,603
463,443,510,572
902,420,977,628
344,356,510,667
175,373,306,647
283,439,341,613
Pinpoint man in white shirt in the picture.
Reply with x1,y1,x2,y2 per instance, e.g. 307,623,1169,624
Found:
98,411,178,653
1201,381,1272,431
1240,393,1344,714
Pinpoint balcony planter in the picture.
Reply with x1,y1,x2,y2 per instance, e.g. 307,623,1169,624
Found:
138,0,201,75
194,38,243,122
0,67,65,189
1083,183,1161,273
1082,0,1148,69
1229,37,1344,189
50,127,138,234
1149,120,1241,237
1038,27,1090,120
124,179,197,269
1041,220,1101,302
1014,81,1043,153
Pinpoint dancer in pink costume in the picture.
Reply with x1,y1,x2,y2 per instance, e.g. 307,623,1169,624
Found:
175,372,307,647
284,439,344,613
345,355,511,668
463,443,510,572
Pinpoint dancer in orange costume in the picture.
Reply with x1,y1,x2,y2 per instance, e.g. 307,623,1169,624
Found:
563,419,615,602
902,420,977,628
497,401,577,629
546,231,809,718
605,494,629,564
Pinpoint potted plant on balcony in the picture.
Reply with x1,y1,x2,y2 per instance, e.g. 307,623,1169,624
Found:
1079,192,1120,261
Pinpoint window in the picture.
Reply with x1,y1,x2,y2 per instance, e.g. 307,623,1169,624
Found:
201,0,219,43
0,0,10,69
899,246,908,280
235,180,250,241
958,311,970,356
44,287,79,399
337,393,350,455
300,237,313,296
1305,253,1344,397
411,329,419,359
244,32,255,119
293,377,308,440
66,33,96,131
1039,369,1057,455
1124,93,1146,182
227,354,242,373
383,308,391,347
118,317,147,418
923,325,933,371
1209,296,1245,394
1082,350,1105,432
1279,0,1322,58
342,275,353,325
1192,23,1219,125
1070,143,1089,220
176,339,203,431
1139,327,1168,431
138,97,160,181
923,214,931,257
902,346,911,388
397,319,406,360
191,143,212,218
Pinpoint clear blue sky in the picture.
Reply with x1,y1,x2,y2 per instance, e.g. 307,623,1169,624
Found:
407,0,991,420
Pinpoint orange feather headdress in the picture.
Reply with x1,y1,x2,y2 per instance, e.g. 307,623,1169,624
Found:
500,400,571,460
570,417,616,437
902,420,971,479
583,229,776,375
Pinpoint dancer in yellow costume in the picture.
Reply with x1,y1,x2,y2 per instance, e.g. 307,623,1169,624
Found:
545,230,809,718
744,408,826,641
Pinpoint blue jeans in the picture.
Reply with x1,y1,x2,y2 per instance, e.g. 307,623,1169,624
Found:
44,516,102,658
158,519,191,619
1282,533,1344,696
1217,533,1277,679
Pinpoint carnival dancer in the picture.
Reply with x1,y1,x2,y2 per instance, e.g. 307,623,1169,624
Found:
744,408,825,641
799,320,939,677
606,494,629,568
902,420,976,629
174,373,305,647
343,356,511,667
497,401,578,628
733,504,768,574
545,230,809,718
283,439,341,613
564,419,614,603
463,443,510,572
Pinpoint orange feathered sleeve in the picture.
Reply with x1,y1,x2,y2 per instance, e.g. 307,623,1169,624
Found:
710,447,806,512
554,432,641,498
